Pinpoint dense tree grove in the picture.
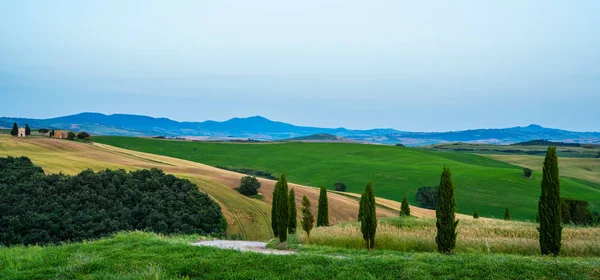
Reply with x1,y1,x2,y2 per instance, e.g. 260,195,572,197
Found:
271,173,289,242
238,176,261,196
288,188,297,234
0,156,226,246
436,166,458,254
359,182,377,250
317,186,329,227
416,186,439,210
538,147,562,256
300,195,315,245
400,196,411,217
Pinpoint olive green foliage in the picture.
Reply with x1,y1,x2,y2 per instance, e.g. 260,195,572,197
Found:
10,123,17,136
523,168,533,178
473,210,479,219
436,166,459,254
288,188,297,234
67,131,76,140
504,208,511,220
400,196,411,216
561,198,594,225
300,195,315,244
416,186,439,210
0,156,226,246
317,186,329,227
77,131,90,140
359,182,377,250
238,176,261,196
538,146,562,256
25,124,31,136
271,173,289,242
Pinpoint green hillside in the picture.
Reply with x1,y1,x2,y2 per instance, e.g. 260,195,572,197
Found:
94,137,600,220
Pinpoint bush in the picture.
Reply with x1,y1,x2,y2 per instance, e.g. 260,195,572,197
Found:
561,198,594,225
0,156,226,246
334,182,347,192
77,131,90,140
523,168,533,178
67,131,76,140
473,210,479,219
238,176,261,196
416,186,439,210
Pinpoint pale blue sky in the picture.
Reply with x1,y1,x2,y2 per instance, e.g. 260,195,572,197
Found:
1,1,599,131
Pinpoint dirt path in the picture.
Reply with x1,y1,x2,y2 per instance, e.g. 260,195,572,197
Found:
192,240,295,255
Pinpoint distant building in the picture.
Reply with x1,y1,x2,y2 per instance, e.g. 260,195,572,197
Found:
53,130,69,139
17,127,26,137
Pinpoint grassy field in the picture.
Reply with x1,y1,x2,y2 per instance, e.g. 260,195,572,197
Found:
1,231,600,279
93,137,600,220
0,135,402,241
428,142,600,158
298,216,600,257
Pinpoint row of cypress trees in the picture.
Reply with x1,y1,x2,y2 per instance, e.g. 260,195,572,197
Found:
271,146,563,256
10,123,30,136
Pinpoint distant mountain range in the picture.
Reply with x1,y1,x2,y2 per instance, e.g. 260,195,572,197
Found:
2,112,599,146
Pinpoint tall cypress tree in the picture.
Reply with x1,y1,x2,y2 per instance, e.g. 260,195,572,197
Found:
360,182,377,250
275,173,289,242
504,208,511,220
300,195,315,245
25,124,31,136
317,186,329,227
11,123,18,136
539,146,562,256
288,188,297,234
400,196,411,216
271,180,280,238
436,166,458,254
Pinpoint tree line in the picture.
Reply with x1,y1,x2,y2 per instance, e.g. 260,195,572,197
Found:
276,146,572,256
0,157,226,246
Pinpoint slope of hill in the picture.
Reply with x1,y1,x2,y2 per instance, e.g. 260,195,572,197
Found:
0,135,406,241
2,112,600,144
93,136,600,220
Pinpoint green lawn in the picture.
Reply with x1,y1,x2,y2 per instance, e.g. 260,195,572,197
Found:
1,231,599,279
93,137,600,220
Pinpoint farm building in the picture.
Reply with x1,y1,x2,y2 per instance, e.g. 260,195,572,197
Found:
53,130,69,139
17,127,26,137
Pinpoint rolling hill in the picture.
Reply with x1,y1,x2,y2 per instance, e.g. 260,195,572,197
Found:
93,136,600,220
2,112,600,144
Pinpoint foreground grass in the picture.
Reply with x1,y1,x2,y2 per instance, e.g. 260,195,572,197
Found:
1,232,600,279
298,217,600,257
93,137,600,220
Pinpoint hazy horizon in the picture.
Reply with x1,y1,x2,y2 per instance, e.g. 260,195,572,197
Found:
1,1,599,132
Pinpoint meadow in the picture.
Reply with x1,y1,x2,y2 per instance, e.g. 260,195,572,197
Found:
93,137,600,220
2,231,600,280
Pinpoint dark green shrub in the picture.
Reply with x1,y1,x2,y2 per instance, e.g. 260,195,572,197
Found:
504,208,511,220
239,176,261,196
416,186,439,210
67,131,76,140
77,131,90,140
400,196,411,217
523,168,533,178
473,210,479,219
334,182,347,192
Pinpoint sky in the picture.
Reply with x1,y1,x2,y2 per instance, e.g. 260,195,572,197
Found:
1,1,599,132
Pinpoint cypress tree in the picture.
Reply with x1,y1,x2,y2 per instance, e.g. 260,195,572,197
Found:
436,166,458,254
25,124,31,136
504,208,511,220
400,196,411,217
288,188,297,234
358,193,364,222
271,180,280,238
11,123,18,136
473,210,479,219
539,146,562,256
300,195,315,245
275,174,289,242
317,186,329,227
360,182,377,250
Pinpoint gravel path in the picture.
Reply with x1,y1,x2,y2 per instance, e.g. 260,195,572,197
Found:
192,240,295,255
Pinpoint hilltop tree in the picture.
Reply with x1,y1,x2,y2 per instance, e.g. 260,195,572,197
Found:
504,208,511,220
25,124,31,136
239,176,261,196
11,123,18,136
38,128,49,136
436,166,458,254
473,210,479,219
539,146,562,256
300,195,315,245
288,188,297,234
67,131,76,140
524,168,533,178
271,173,289,242
400,196,411,217
359,182,377,250
317,186,329,227
77,131,90,140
